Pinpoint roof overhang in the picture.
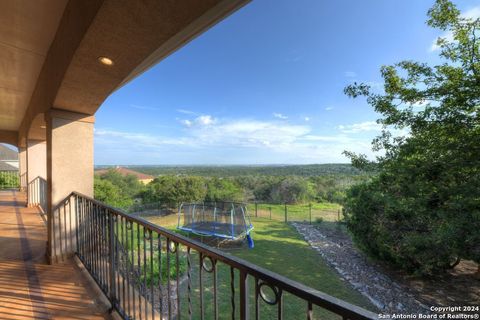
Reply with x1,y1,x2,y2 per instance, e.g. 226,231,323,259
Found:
0,0,250,147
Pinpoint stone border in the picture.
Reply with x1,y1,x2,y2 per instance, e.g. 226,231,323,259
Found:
291,222,429,314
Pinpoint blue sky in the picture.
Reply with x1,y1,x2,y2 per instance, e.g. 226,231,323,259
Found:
94,0,480,165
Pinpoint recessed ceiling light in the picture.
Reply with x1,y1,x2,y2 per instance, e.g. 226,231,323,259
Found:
98,56,114,66
40,125,46,129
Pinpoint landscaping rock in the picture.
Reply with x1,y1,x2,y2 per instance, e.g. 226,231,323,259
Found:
291,222,429,314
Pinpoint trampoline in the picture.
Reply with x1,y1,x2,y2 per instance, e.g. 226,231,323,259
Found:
177,202,254,247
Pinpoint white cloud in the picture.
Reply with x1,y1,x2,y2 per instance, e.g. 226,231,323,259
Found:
365,81,384,90
304,117,310,121
344,71,357,78
338,121,410,138
180,119,193,127
430,32,454,52
430,6,480,52
130,104,160,111
303,135,353,142
177,109,199,116
95,129,189,146
463,6,480,20
196,115,216,126
273,113,288,119
180,115,216,127
325,106,334,111
338,121,382,133
95,117,380,164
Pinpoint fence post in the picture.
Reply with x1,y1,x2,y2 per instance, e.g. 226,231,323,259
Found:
284,203,287,223
309,203,312,224
255,202,258,218
269,207,272,220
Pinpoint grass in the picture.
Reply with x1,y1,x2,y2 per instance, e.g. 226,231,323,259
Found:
143,212,375,319
142,251,188,286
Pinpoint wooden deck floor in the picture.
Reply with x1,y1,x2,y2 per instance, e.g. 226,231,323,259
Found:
0,190,111,320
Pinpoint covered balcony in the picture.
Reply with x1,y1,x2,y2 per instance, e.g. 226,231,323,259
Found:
0,1,377,319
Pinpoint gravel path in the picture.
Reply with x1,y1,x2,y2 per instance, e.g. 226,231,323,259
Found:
291,222,429,314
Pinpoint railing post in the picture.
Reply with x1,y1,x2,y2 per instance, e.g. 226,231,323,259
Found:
255,202,258,217
269,206,272,220
239,270,249,320
108,209,116,307
284,203,287,223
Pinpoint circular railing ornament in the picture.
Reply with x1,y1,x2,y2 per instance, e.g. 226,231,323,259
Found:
144,230,152,240
258,282,280,305
201,255,215,273
167,240,177,253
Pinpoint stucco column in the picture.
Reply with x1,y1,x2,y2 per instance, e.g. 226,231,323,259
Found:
18,147,27,191
46,109,94,263
26,140,47,207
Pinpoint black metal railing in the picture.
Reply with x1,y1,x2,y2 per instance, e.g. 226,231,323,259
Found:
28,176,47,212
52,192,377,320
0,170,19,189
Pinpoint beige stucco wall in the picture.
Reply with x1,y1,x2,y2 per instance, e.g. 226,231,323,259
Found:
27,139,46,182
19,147,27,190
47,111,94,207
46,110,94,263
26,139,47,207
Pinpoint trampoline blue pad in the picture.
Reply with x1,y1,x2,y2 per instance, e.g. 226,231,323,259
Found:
178,221,253,239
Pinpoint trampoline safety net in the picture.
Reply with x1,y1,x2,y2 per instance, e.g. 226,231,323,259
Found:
177,202,253,240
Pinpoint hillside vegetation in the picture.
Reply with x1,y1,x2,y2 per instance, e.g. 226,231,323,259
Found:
108,163,363,177
94,167,369,211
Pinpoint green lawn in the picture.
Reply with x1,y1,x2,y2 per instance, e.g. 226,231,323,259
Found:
247,202,343,223
143,214,375,319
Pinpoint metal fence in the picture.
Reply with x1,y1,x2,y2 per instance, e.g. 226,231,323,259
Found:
52,192,376,320
0,170,19,189
128,201,178,217
248,202,344,224
131,201,344,225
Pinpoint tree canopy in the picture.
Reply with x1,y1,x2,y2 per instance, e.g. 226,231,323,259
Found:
343,0,479,275
94,170,144,209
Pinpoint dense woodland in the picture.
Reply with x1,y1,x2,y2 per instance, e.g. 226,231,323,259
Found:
124,163,363,177
94,164,368,210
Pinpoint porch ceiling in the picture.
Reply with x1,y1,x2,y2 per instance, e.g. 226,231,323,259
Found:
0,0,67,132
0,0,250,147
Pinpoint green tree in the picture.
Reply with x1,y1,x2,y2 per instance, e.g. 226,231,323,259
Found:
205,177,244,202
343,0,480,275
94,176,133,209
270,176,315,204
101,170,144,198
142,176,207,204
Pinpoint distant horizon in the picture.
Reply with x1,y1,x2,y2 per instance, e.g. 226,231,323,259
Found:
94,163,352,167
